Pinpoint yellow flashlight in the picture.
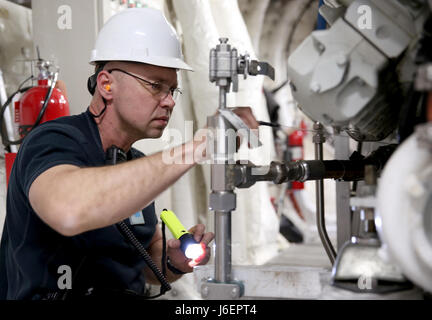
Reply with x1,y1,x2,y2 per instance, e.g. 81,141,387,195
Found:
160,209,206,261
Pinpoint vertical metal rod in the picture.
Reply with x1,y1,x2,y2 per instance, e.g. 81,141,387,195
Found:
313,122,336,265
334,133,351,250
219,87,227,109
214,211,232,282
213,86,232,282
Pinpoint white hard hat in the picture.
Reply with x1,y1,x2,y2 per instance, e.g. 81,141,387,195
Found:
90,8,192,71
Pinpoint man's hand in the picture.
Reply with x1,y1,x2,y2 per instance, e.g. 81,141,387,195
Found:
166,224,214,273
192,106,259,163
232,106,259,130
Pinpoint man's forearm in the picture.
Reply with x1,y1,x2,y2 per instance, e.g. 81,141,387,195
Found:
29,141,197,236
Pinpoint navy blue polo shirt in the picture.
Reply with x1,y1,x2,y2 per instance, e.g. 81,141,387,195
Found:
0,110,157,299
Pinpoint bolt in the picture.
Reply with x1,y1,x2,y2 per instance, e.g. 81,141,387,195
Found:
313,122,323,131
336,54,348,67
315,42,325,53
310,82,321,93
231,287,238,298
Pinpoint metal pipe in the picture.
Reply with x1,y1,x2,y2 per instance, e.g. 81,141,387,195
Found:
219,87,227,110
313,122,336,265
214,211,232,282
233,142,397,188
210,85,234,282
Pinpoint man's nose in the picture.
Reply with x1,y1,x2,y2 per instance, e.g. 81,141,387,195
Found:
160,93,176,112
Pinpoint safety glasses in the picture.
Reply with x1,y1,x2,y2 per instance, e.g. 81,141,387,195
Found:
108,68,182,100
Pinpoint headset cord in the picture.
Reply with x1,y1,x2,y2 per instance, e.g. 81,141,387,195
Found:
117,221,171,298
106,146,171,298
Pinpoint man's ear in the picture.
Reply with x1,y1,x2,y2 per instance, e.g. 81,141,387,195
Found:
96,70,113,100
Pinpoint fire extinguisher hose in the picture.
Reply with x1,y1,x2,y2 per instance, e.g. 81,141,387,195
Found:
0,71,58,147
0,85,32,148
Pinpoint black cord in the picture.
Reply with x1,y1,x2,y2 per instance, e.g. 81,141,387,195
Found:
352,141,363,194
116,221,171,297
106,147,171,298
0,86,32,149
89,98,108,118
161,221,167,278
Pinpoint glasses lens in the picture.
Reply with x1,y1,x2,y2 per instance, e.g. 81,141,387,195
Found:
172,89,179,100
161,88,180,100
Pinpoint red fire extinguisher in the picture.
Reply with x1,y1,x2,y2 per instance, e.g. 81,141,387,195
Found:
288,120,307,190
286,120,307,221
1,59,70,186
18,77,70,138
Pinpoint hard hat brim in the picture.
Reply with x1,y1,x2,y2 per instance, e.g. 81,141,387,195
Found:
90,55,193,72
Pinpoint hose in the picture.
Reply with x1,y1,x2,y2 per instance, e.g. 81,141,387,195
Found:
0,71,58,148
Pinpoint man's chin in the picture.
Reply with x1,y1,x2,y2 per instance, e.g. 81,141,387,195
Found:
145,128,165,139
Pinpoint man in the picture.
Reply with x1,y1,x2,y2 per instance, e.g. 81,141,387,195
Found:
0,8,258,299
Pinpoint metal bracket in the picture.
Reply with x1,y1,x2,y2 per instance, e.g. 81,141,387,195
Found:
219,108,262,147
200,279,244,300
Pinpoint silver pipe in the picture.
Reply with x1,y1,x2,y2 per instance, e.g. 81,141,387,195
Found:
210,87,234,283
313,122,336,265
219,87,227,109
214,210,232,282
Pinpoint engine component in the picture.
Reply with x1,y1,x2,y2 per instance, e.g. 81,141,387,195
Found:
287,0,428,141
376,123,432,293
233,144,397,188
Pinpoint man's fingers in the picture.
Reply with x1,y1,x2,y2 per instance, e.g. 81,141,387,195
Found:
201,232,214,246
188,223,205,242
167,238,181,249
233,107,259,130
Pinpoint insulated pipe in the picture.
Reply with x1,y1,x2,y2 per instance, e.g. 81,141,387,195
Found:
233,144,397,188
313,122,336,265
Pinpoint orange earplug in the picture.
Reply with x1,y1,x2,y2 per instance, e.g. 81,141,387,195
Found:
105,84,111,91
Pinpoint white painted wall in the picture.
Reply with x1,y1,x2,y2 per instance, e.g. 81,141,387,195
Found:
31,0,100,116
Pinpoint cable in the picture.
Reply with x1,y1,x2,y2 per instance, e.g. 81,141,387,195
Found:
88,98,108,118
106,146,171,298
258,121,396,146
161,221,167,279
0,86,32,149
117,221,171,298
